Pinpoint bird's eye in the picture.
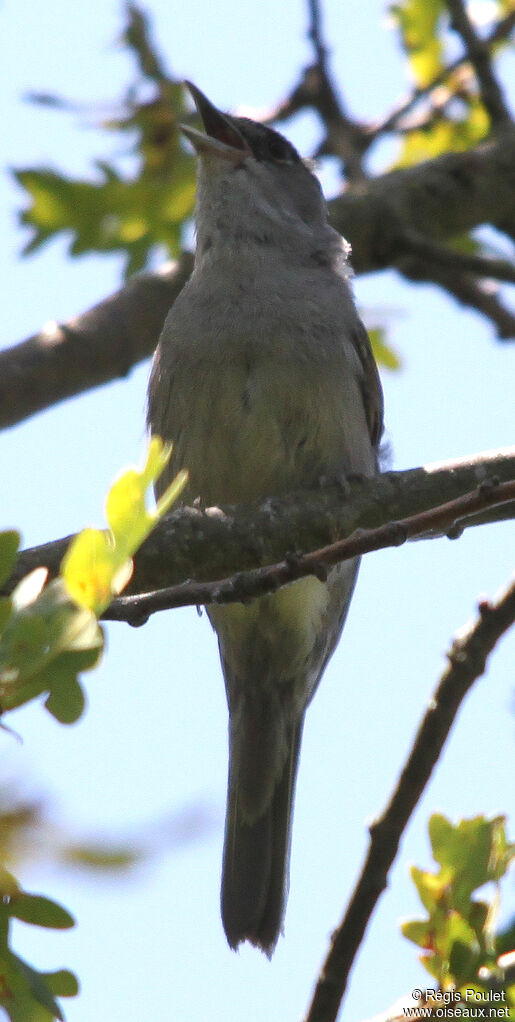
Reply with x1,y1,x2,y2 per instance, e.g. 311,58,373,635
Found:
266,135,294,163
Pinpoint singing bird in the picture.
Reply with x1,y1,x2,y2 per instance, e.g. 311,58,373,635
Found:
147,82,384,956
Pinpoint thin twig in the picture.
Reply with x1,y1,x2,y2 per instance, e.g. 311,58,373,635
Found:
304,577,515,1022
446,0,512,127
368,10,515,141
307,0,327,68
390,86,470,136
300,0,368,180
102,479,515,624
400,257,515,340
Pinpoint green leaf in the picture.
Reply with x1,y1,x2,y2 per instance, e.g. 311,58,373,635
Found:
62,843,142,871
390,0,445,87
401,918,434,949
445,910,479,955
5,951,66,1020
404,815,515,991
0,578,103,716
0,597,13,633
368,327,402,370
0,615,50,677
410,863,449,914
395,96,490,167
429,814,511,899
496,916,515,956
449,939,479,988
0,532,20,588
44,675,86,725
44,970,79,998
0,868,20,899
10,894,74,930
448,232,480,256
14,7,198,278
122,2,169,84
62,438,186,614
105,436,181,547
14,140,195,279
0,870,77,1020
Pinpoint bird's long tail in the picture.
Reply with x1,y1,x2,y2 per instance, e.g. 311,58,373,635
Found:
221,686,304,957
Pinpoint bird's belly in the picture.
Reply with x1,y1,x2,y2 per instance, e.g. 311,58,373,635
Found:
172,351,371,506
209,574,330,689
212,574,328,653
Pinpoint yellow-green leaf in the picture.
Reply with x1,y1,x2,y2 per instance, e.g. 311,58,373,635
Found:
105,437,186,553
0,532,20,589
368,327,402,370
395,97,490,167
45,970,79,998
10,894,74,930
62,439,186,616
391,0,445,87
62,529,119,614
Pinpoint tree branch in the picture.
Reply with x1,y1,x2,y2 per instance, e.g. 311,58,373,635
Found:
368,10,515,141
3,448,514,602
301,0,368,181
102,477,515,625
446,0,512,127
0,256,193,430
264,0,369,181
399,230,515,284
334,127,515,274
305,576,515,1022
3,131,514,430
399,254,515,340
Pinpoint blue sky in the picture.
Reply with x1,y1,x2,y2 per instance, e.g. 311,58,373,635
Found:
1,2,514,1021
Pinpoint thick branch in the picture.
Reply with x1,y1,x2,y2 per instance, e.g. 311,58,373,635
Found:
305,576,515,1022
0,256,193,429
400,230,515,284
3,132,514,429
103,477,515,624
3,448,514,600
332,127,515,273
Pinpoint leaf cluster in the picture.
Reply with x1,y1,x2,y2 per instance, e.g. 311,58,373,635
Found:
11,0,514,361
0,867,78,1022
0,439,186,1018
0,533,102,725
389,0,511,165
14,5,196,276
0,439,185,719
403,814,515,1003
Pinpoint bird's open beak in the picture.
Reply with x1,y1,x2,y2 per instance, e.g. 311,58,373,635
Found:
180,82,251,164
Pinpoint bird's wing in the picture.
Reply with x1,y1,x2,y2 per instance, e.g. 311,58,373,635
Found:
351,319,384,452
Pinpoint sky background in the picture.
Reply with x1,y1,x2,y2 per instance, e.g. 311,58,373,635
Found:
1,2,514,1021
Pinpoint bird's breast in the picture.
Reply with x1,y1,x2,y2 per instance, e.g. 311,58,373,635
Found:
152,263,374,505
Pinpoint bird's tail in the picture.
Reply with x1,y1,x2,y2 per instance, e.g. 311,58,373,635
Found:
221,687,304,957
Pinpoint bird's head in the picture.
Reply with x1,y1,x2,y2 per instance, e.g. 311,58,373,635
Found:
180,82,328,242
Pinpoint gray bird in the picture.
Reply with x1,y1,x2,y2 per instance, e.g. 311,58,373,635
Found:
147,82,384,956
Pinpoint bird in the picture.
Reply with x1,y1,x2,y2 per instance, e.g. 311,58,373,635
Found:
147,82,384,956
